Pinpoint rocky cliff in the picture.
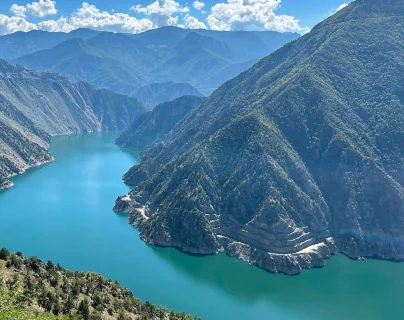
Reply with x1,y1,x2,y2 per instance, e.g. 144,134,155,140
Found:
0,60,146,189
115,0,404,275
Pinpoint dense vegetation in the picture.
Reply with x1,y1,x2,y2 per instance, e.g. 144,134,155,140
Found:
0,59,146,189
117,96,205,151
117,0,404,274
10,27,298,97
0,248,200,320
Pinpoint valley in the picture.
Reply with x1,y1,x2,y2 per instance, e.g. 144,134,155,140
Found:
0,0,404,318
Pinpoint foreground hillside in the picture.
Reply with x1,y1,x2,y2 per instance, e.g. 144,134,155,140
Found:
115,0,404,275
0,249,198,320
11,27,298,97
0,60,146,189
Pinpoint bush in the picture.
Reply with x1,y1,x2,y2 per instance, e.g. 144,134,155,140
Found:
0,248,10,260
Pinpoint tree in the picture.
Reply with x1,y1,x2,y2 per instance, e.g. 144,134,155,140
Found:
0,248,10,260
117,309,128,320
77,297,90,320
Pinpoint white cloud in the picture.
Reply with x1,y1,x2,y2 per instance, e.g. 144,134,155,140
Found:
26,0,58,18
207,0,307,33
0,0,307,35
0,14,37,35
337,3,349,11
10,4,27,18
329,3,349,16
37,2,153,34
183,15,207,29
131,0,189,27
37,17,73,32
193,1,205,11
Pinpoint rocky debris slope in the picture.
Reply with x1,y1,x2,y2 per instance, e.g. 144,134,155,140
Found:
0,60,146,189
115,0,404,275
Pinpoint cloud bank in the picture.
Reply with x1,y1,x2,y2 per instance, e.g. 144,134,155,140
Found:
1,0,308,35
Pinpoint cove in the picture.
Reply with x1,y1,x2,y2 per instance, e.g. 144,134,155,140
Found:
0,132,403,320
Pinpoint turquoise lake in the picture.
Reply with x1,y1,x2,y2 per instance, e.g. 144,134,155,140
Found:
0,132,403,319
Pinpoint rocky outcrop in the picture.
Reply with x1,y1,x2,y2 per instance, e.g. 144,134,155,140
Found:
0,59,147,188
0,179,13,190
223,238,337,275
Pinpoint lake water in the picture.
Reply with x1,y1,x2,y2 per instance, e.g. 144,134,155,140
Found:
0,132,403,320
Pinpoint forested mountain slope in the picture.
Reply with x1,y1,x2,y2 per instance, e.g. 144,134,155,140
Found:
115,0,404,275
117,96,205,151
0,60,146,189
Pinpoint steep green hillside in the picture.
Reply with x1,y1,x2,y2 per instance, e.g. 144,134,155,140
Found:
117,96,205,151
133,82,203,107
0,249,199,320
12,28,298,97
115,0,404,275
0,60,146,189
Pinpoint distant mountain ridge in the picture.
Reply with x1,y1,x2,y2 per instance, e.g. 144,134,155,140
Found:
0,59,146,189
133,82,203,106
114,0,404,275
0,29,100,59
9,27,299,97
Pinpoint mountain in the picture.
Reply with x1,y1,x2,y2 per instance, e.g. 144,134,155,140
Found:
133,81,203,107
0,28,100,59
117,95,205,150
11,27,299,96
114,0,404,275
0,60,146,189
0,248,198,319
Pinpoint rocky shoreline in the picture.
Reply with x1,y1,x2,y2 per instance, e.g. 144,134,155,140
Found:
114,192,342,275
0,157,54,190
114,189,404,275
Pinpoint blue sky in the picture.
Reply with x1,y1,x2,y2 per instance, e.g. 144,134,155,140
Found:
0,0,350,35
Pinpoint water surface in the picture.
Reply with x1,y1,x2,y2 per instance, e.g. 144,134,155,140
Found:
0,132,402,320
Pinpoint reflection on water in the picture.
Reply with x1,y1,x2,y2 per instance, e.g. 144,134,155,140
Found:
0,132,403,320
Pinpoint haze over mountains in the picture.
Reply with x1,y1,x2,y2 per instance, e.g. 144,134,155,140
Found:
133,82,203,107
8,27,298,100
115,0,404,275
0,60,146,189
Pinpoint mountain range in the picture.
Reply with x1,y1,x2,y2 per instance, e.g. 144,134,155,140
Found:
8,27,298,98
0,60,146,189
114,0,404,275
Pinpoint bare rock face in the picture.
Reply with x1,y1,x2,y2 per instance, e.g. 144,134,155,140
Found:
115,0,404,275
0,179,13,190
